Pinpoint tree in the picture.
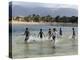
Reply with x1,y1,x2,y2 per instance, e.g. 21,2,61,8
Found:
61,16,67,23
55,16,60,22
41,16,46,22
45,15,52,22
34,15,40,22
16,16,20,21
70,16,78,23
24,16,29,22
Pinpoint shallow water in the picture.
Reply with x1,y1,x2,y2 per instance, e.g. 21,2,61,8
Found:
12,24,78,58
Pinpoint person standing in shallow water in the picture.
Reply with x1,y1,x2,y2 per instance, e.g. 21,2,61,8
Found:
52,28,57,48
24,28,30,42
48,28,52,39
72,28,75,39
59,28,62,36
38,29,45,39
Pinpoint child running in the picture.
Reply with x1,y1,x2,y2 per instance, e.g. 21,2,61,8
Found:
24,28,30,42
52,28,57,48
38,29,45,39
72,27,75,39
48,28,52,39
59,28,62,36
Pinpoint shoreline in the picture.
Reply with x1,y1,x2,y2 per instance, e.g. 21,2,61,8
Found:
11,21,78,27
12,21,48,24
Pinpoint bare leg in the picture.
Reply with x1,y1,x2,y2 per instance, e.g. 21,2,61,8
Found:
25,37,29,42
72,35,75,40
53,39,55,48
52,37,55,48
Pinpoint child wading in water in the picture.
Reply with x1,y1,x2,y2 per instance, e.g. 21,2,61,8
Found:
38,29,45,39
59,28,62,36
24,28,30,42
52,28,57,48
48,28,52,39
72,28,75,39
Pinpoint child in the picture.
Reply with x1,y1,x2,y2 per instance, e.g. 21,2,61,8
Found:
48,28,52,39
24,28,30,42
59,28,62,36
72,28,75,39
38,29,45,39
52,28,57,48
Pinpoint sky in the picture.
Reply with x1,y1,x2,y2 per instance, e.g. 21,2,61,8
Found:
12,1,78,9
10,1,78,17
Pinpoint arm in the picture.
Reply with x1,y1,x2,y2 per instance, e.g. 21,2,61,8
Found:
28,31,30,36
38,32,40,37
24,31,26,35
43,32,45,37
56,31,58,38
46,32,49,36
51,32,53,36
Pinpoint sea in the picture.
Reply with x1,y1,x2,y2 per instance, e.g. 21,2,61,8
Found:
11,24,78,58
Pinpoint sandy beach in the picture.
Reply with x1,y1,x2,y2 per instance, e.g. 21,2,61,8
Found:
12,21,49,24
11,21,78,27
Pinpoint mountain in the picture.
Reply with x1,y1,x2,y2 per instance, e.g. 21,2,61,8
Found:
52,8,78,17
9,2,78,17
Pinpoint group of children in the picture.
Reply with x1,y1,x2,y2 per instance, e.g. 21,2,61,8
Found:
24,27,75,48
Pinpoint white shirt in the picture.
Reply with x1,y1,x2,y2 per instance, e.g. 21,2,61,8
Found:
52,31,57,37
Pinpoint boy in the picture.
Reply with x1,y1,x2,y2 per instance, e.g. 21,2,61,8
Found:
38,29,45,39
48,28,52,39
59,28,62,36
24,28,30,42
72,28,75,39
52,28,57,48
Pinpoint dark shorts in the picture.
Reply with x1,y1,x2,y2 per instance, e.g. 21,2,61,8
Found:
60,33,62,35
25,36,29,41
40,35,43,38
52,36,56,40
40,36,43,38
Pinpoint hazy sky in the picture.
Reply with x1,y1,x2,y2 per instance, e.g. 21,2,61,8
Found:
12,1,77,9
11,1,78,17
